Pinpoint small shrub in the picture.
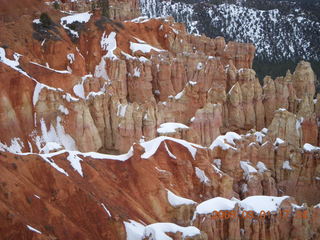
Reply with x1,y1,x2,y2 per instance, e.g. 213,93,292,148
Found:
91,2,96,11
68,22,78,31
53,1,60,10
40,13,53,28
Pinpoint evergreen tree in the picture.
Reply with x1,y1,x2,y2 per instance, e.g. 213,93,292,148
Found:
53,1,60,10
40,13,53,28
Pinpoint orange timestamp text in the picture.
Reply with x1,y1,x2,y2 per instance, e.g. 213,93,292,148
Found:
211,209,309,220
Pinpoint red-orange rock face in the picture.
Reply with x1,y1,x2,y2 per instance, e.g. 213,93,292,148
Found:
0,1,319,239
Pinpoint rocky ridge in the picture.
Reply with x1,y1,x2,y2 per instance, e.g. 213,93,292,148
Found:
139,0,320,62
139,0,320,81
0,0,320,239
56,0,140,20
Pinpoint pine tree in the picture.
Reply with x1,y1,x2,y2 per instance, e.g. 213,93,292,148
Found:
53,1,60,10
40,13,53,28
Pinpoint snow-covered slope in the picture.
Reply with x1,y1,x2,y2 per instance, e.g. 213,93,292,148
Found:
140,0,320,76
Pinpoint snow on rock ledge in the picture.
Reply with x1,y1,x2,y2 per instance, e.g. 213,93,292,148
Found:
124,221,201,240
157,122,189,134
167,189,197,207
240,196,290,213
195,167,210,184
144,223,201,240
60,12,92,38
195,197,237,215
240,161,258,180
140,136,203,159
26,225,42,234
0,136,202,178
303,143,320,152
130,41,164,54
209,132,241,150
0,138,24,154
193,195,290,218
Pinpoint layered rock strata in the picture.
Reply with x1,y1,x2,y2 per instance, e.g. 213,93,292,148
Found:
3,9,317,155
0,138,319,239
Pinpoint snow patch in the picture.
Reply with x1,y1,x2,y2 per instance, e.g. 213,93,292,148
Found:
213,159,221,169
195,197,236,214
26,225,42,234
124,220,145,240
282,160,293,170
67,151,83,176
58,105,69,115
101,32,118,59
140,136,202,160
254,131,265,144
240,161,257,180
40,142,62,154
133,67,141,77
33,82,44,106
240,196,290,213
94,57,109,81
209,132,241,150
124,220,200,240
38,117,77,151
157,122,189,134
129,16,151,23
274,138,285,146
256,161,268,173
303,143,320,151
60,12,92,38
73,83,85,99
164,142,176,159
167,189,196,207
101,203,112,217
174,90,184,100
0,138,24,153
195,167,210,184
241,183,248,193
194,195,290,217
67,53,75,64
197,62,203,70
30,61,71,74
130,42,164,54
117,104,128,117
39,153,69,176
0,48,30,78
144,223,200,240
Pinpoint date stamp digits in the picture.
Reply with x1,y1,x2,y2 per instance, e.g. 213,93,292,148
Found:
211,209,309,220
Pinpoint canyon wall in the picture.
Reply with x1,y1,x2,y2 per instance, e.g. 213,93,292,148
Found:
57,0,140,20
0,137,319,239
